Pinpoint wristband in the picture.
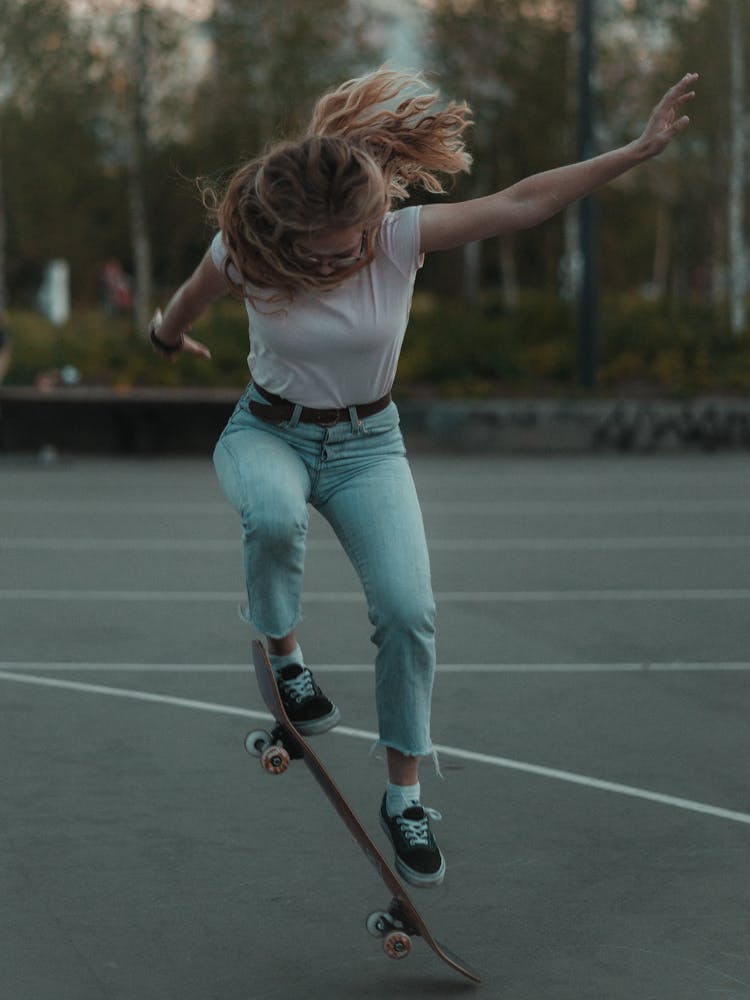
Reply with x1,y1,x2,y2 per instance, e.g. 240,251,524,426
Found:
150,328,184,355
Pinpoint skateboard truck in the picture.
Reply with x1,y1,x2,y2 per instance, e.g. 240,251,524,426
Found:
365,898,421,960
244,723,304,773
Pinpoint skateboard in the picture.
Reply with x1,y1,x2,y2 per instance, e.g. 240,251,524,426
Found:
244,640,482,983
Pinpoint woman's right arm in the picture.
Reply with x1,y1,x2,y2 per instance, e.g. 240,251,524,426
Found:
149,248,231,362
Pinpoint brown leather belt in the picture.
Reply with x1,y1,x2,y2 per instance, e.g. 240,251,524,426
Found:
249,383,392,427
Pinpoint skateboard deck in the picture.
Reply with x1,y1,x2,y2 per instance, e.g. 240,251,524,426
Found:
245,640,482,983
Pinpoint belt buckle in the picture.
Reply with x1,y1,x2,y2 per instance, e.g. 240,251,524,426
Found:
315,408,341,427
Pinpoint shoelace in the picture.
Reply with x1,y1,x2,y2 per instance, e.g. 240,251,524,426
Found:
396,807,442,848
278,667,316,704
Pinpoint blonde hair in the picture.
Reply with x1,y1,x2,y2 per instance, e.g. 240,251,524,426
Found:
212,67,473,303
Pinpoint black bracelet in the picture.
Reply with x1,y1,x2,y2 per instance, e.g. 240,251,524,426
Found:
150,328,184,355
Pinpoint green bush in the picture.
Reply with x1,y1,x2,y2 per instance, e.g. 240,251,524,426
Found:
3,302,250,390
3,293,749,397
597,297,750,395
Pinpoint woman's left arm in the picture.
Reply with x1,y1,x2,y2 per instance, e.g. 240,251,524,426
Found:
420,72,698,254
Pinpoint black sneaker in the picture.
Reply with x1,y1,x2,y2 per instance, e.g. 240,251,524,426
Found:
380,794,446,888
276,663,340,736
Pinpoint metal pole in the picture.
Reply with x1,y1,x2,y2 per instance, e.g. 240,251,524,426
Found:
578,0,598,388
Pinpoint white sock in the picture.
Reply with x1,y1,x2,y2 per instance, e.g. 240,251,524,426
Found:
268,643,304,678
386,781,421,817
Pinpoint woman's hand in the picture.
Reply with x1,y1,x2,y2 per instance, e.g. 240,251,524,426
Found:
634,72,699,160
149,309,212,363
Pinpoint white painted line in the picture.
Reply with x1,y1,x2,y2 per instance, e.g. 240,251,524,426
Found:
0,662,255,673
0,669,271,721
3,535,750,553
2,661,750,674
427,742,750,827
428,536,750,552
1,668,748,827
431,590,750,602
0,538,239,552
420,500,750,515
0,589,248,602
2,498,750,516
0,500,229,515
1,589,750,603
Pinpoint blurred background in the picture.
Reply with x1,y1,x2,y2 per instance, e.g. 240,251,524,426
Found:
0,0,748,399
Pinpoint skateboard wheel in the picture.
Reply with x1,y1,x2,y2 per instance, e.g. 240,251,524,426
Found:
244,730,271,757
383,929,412,960
366,911,395,938
261,743,290,775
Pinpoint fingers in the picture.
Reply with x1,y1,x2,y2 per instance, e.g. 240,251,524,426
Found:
667,74,697,130
668,72,699,104
670,114,691,137
674,90,696,110
672,71,699,91
637,72,697,157
183,335,212,361
654,73,697,134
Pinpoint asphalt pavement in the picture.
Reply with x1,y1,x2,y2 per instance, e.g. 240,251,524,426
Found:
1,450,749,1000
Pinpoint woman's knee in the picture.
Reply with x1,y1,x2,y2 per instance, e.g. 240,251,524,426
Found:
213,435,308,536
242,499,308,549
370,589,436,644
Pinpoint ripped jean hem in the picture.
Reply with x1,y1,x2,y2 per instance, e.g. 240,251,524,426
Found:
237,604,303,640
370,741,443,779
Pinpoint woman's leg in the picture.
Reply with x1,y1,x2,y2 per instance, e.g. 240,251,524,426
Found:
321,460,444,885
267,632,299,656
386,747,420,785
213,418,311,640
314,409,444,885
213,408,339,733
317,437,437,765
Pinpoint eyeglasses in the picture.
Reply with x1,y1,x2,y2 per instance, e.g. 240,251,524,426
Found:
298,230,368,269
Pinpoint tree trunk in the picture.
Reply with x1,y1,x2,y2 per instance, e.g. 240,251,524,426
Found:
728,0,747,335
559,24,581,305
560,205,582,302
651,201,670,301
462,240,481,310
0,131,7,312
499,235,519,309
129,2,152,335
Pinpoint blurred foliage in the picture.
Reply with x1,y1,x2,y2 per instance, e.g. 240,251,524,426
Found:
0,0,379,303
2,301,249,388
4,294,749,396
0,0,748,392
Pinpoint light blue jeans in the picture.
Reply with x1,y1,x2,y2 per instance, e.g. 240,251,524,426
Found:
213,382,437,757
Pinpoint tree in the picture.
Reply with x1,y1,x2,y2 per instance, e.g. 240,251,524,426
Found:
728,0,747,335
85,0,204,332
0,0,96,309
140,0,380,292
649,0,748,320
426,0,579,304
192,0,377,175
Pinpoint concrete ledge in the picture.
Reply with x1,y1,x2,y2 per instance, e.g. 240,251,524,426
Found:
0,387,237,455
1,386,749,454
398,397,750,453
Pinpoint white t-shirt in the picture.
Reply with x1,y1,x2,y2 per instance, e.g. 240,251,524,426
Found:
209,205,424,408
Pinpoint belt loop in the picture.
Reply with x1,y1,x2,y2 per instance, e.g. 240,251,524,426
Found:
347,404,360,433
289,403,303,428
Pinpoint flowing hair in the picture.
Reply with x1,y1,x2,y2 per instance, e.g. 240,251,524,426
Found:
210,67,473,305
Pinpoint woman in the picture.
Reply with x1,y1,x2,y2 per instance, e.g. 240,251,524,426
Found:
150,67,698,888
